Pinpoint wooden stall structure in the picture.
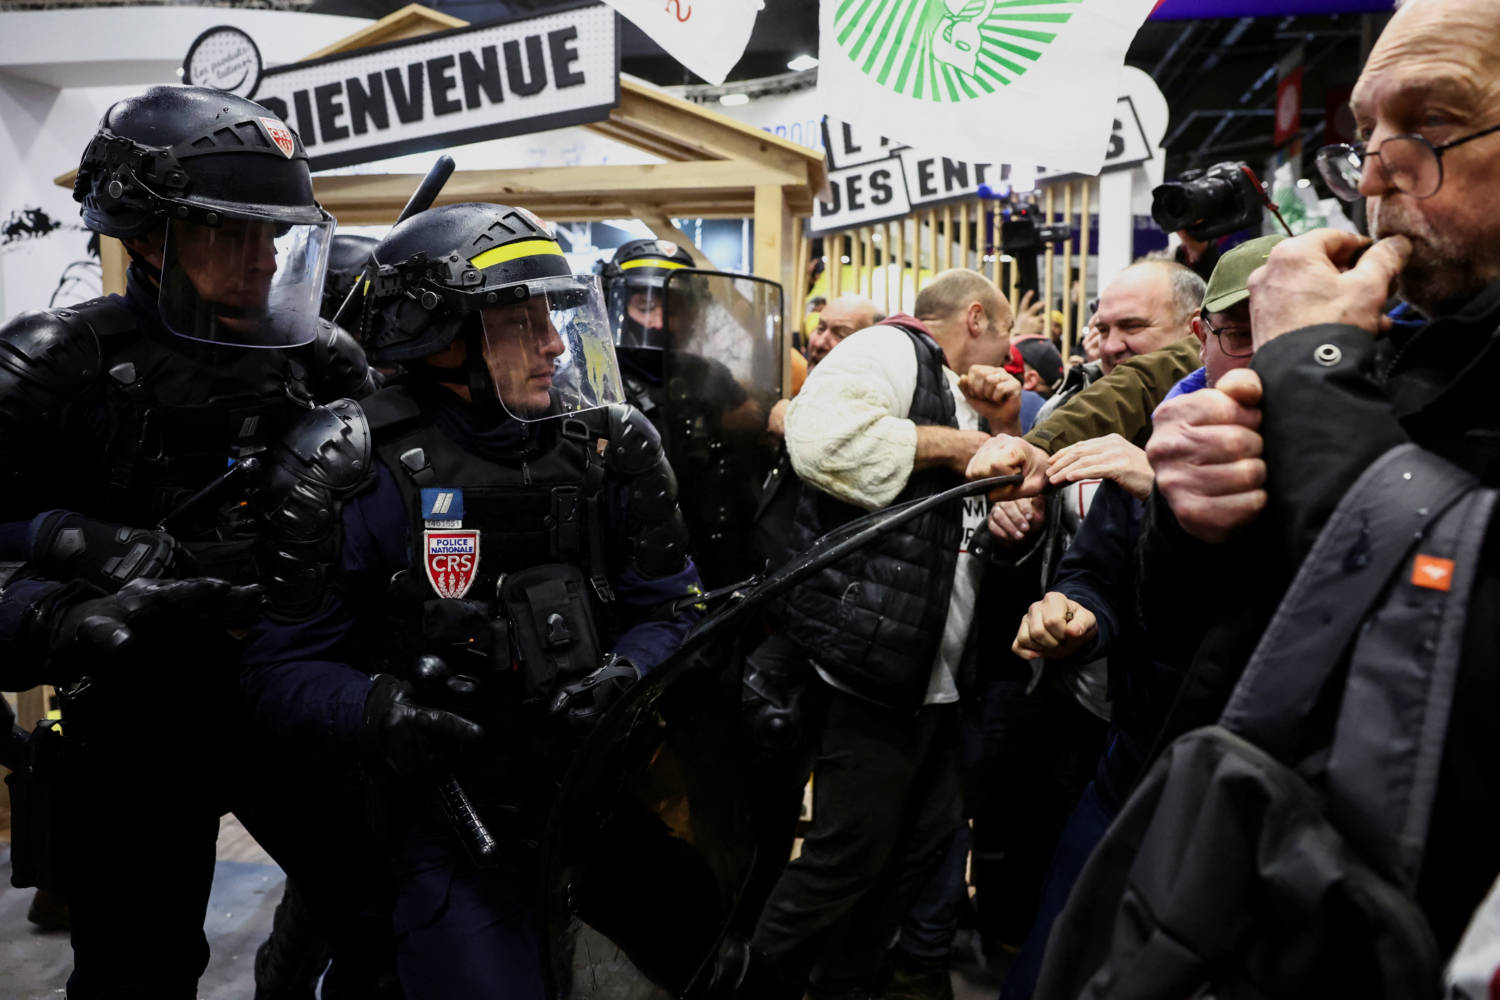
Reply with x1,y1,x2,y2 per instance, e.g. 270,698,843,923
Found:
55,4,827,389
817,177,1097,360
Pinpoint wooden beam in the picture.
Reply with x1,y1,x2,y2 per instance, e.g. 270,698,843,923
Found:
754,184,796,395
300,3,466,60
626,204,719,270
100,236,127,297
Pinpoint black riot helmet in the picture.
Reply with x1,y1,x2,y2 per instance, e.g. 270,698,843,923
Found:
74,85,334,349
361,202,624,422
599,238,695,350
320,233,379,322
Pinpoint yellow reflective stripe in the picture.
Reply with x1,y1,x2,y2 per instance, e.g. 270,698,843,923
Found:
362,279,370,296
619,258,687,271
468,239,565,270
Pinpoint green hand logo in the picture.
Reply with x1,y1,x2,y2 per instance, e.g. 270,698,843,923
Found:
834,0,1080,102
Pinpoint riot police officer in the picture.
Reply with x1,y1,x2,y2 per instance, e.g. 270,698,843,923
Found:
599,239,779,587
0,85,393,999
241,202,704,998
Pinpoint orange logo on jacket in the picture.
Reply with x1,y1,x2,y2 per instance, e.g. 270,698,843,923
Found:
1411,554,1455,592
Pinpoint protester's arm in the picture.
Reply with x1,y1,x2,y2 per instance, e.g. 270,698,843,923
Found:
785,326,924,510
1024,336,1201,455
1049,482,1138,657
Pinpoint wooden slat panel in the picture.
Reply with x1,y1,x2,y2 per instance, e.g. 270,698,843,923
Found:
1044,185,1056,331
941,205,952,271
1074,180,1094,362
858,229,870,299
926,209,937,279
894,219,906,315
959,201,971,271
1063,182,1075,355
829,233,843,298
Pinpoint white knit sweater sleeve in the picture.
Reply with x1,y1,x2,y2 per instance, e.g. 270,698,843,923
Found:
784,325,920,512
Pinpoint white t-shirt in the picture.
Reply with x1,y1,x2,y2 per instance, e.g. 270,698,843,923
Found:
786,325,986,706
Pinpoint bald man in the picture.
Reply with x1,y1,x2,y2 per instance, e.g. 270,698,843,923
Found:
1136,0,1500,956
805,293,881,368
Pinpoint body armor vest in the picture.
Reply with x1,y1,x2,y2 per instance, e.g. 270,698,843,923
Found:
13,296,319,583
360,387,616,703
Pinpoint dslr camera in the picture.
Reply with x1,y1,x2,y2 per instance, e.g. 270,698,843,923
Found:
1151,161,1269,242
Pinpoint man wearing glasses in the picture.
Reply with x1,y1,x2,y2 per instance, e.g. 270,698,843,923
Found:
1141,0,1500,958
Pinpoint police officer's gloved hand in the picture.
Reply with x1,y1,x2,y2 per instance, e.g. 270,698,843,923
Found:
361,675,484,777
47,577,265,671
549,654,639,738
741,641,812,756
29,511,189,592
410,654,484,718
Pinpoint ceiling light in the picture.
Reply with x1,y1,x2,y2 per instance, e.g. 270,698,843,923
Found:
787,54,819,72
719,93,750,106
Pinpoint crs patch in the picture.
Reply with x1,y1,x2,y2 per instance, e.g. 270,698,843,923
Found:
258,117,296,158
424,530,479,599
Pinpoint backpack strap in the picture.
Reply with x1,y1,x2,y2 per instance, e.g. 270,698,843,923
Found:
1325,482,1495,890
1221,443,1477,759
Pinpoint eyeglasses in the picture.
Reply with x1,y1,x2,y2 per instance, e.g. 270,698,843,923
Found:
1315,121,1500,202
1201,312,1254,358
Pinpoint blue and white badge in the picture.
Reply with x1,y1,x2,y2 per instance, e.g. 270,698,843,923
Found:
421,487,464,529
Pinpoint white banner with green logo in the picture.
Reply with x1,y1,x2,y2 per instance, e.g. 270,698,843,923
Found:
819,0,1158,176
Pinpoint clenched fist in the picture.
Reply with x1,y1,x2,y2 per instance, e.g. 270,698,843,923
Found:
1146,368,1267,543
1012,592,1098,661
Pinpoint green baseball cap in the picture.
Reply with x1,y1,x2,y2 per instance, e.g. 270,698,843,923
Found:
1202,234,1287,314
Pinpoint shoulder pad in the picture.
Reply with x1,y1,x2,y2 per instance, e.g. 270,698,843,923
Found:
603,403,666,477
266,398,373,495
302,318,378,402
0,305,109,401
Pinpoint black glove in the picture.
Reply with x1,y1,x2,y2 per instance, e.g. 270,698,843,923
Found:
410,654,484,717
48,577,265,664
361,674,484,777
549,654,639,737
30,512,188,591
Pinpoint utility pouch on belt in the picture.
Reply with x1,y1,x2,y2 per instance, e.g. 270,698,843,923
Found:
500,564,601,701
421,598,511,671
6,719,69,892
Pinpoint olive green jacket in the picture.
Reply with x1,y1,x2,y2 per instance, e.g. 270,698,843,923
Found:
1024,336,1202,454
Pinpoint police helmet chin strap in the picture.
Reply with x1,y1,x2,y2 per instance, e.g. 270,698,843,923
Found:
461,321,508,424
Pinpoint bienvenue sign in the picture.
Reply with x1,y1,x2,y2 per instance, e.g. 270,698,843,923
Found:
254,2,619,171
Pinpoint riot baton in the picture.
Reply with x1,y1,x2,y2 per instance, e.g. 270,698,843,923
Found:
328,154,456,329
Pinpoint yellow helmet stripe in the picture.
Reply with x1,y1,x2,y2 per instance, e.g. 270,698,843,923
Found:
469,239,566,271
619,258,688,271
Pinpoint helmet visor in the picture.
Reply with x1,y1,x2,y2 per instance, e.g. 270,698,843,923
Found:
158,215,333,348
480,274,625,422
607,276,669,351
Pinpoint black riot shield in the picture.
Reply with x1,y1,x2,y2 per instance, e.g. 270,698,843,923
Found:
652,270,785,589
538,474,1021,1000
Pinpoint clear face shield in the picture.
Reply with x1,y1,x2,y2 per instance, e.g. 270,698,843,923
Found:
158,214,334,348
480,274,625,422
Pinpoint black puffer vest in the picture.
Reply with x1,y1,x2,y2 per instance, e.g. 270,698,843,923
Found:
779,321,962,710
